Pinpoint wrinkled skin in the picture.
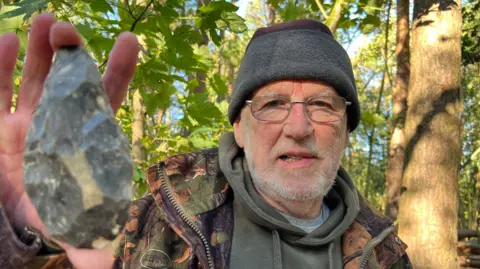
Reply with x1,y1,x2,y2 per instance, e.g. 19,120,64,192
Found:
233,81,349,219
0,14,139,269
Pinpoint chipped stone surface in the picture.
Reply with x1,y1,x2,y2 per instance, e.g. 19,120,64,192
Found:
23,47,133,248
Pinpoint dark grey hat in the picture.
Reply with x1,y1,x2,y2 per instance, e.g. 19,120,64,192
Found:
228,19,360,132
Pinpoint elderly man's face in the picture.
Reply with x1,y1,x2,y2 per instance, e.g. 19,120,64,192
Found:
233,80,349,202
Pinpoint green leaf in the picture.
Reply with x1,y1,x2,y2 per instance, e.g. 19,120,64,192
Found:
75,23,94,40
141,85,176,116
133,165,146,183
159,5,179,19
338,17,358,30
220,12,247,33
209,74,228,95
0,0,47,20
359,15,381,34
189,127,220,149
209,28,221,46
279,0,305,21
190,135,218,149
361,111,385,126
198,1,238,14
87,0,114,14
185,93,222,125
0,5,23,33
117,1,134,25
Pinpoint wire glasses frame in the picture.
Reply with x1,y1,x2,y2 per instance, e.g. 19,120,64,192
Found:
245,95,351,123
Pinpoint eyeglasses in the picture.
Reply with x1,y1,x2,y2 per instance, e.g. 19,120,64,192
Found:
245,95,351,123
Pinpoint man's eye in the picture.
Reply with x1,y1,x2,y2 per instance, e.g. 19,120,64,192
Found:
310,100,332,109
263,99,287,108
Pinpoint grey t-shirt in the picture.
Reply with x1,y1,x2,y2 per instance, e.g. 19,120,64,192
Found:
278,203,331,233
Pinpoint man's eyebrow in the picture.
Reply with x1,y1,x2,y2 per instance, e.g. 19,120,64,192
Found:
256,88,289,96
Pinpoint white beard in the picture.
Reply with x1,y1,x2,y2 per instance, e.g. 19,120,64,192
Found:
245,148,340,201
240,117,346,204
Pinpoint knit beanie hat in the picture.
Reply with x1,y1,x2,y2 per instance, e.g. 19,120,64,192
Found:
228,19,361,132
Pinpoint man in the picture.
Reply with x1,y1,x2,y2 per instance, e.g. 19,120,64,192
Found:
0,14,411,269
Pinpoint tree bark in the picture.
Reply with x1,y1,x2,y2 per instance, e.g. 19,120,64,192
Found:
397,1,463,268
313,0,344,34
132,89,145,164
385,0,409,221
267,2,276,26
326,0,343,34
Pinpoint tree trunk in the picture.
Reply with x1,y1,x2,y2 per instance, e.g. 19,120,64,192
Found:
385,0,409,221
326,0,343,34
156,108,165,125
397,1,463,268
132,89,145,164
267,2,276,26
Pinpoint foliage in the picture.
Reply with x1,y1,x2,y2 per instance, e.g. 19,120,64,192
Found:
1,0,245,197
1,0,478,229
462,0,480,65
458,0,480,230
267,0,385,34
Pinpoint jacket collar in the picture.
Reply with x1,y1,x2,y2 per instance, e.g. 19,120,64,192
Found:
146,148,407,269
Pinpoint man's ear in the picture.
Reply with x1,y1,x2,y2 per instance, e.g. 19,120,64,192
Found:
343,128,349,149
343,117,350,149
233,115,245,148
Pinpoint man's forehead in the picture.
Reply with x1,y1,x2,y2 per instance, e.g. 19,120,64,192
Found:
253,80,339,97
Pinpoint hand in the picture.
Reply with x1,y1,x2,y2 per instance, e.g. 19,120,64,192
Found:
0,14,139,268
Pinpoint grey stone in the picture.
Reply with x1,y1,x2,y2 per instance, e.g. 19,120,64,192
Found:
23,46,133,248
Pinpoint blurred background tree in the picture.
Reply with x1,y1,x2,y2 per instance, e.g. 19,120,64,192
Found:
1,0,479,267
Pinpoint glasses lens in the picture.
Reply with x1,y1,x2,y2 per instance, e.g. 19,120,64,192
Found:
307,96,346,122
251,96,290,121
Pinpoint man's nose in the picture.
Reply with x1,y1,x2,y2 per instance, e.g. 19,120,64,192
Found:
283,103,313,139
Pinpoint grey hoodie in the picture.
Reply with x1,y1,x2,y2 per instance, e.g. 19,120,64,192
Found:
218,133,360,269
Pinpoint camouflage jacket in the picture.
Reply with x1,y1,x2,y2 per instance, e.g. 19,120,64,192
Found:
111,148,411,269
0,148,411,269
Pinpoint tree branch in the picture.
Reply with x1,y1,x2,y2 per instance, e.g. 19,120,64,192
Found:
130,0,154,32
314,0,329,20
326,0,344,34
98,0,153,69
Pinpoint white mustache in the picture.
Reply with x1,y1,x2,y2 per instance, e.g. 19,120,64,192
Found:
272,140,331,159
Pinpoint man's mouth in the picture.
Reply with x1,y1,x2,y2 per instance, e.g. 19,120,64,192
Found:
279,154,316,162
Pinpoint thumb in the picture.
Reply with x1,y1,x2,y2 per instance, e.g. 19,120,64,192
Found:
57,241,115,269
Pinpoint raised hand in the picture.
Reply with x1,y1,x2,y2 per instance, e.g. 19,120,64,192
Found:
0,14,139,268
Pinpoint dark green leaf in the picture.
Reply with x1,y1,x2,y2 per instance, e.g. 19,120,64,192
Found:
359,15,381,34
209,28,221,46
0,0,47,20
87,0,114,14
198,1,238,14
209,74,228,95
221,12,247,33
75,23,94,40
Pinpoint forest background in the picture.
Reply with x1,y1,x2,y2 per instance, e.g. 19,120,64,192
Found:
0,0,479,268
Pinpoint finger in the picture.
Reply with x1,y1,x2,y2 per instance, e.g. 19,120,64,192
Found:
49,21,84,51
61,244,114,269
14,194,49,237
0,33,19,114
102,32,139,113
17,13,56,112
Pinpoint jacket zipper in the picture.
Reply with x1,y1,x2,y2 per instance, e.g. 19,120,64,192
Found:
358,225,395,269
157,163,214,269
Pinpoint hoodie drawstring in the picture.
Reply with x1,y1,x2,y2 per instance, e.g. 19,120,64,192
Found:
328,242,335,269
272,230,283,269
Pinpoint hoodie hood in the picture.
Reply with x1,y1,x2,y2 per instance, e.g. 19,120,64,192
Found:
219,132,360,269
219,132,360,244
